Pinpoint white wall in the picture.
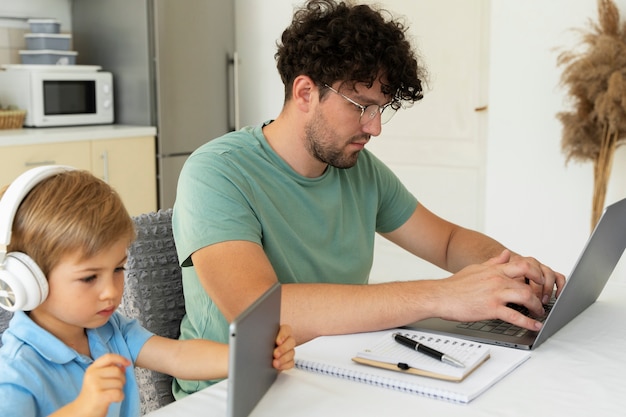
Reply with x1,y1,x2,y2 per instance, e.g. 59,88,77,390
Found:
235,0,296,125
486,0,626,280
0,0,71,29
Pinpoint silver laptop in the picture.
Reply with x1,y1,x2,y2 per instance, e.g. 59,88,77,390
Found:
227,283,281,417
405,197,626,350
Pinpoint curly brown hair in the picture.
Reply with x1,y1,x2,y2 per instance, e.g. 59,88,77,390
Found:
275,0,426,103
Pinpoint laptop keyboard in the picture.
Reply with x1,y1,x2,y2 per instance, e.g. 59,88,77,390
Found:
456,298,555,338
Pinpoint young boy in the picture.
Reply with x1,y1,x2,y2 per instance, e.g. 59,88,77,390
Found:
0,167,295,417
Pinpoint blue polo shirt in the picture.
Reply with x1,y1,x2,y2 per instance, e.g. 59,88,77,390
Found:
0,311,153,417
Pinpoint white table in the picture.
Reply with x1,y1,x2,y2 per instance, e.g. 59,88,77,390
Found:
146,280,626,416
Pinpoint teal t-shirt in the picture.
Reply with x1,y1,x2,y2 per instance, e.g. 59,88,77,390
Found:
171,123,417,396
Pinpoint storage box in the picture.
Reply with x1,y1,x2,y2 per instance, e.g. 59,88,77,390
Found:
25,33,72,51
19,50,77,65
27,19,60,34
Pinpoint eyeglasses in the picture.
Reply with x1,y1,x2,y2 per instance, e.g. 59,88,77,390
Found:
324,84,401,125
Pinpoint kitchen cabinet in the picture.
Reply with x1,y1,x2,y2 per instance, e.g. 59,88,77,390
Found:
0,126,157,216
91,136,157,216
0,141,92,178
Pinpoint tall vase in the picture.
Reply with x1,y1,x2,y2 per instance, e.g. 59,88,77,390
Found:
591,127,619,230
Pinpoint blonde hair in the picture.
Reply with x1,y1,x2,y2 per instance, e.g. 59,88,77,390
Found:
1,170,135,276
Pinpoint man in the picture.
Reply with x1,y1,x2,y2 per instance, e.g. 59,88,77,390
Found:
172,0,565,397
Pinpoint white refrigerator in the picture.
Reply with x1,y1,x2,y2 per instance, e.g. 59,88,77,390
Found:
72,0,236,209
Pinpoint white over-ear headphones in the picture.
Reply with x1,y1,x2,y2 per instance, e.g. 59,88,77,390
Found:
0,165,76,312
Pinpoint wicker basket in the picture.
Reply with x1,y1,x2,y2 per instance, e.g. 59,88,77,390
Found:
0,110,26,129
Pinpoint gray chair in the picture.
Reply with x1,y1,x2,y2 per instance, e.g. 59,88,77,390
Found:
119,208,186,415
0,309,12,347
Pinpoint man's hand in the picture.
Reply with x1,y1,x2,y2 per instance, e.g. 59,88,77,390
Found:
508,251,566,304
435,250,565,331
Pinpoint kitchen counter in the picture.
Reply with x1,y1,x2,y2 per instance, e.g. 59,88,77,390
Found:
0,124,157,146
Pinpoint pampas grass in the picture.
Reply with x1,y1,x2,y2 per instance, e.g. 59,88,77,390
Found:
557,0,626,230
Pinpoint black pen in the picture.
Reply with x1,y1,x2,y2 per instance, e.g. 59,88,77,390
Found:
393,333,465,368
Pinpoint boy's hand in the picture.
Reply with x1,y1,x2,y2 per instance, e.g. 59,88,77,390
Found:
272,324,296,371
73,353,131,417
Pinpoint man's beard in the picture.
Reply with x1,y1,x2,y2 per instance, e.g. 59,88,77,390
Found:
304,111,363,169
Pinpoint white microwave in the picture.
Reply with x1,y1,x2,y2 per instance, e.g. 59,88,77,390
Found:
0,67,114,127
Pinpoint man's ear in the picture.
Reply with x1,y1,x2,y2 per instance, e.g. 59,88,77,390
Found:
291,75,317,112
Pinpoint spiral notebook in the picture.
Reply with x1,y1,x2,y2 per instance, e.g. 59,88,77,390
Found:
295,329,530,403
